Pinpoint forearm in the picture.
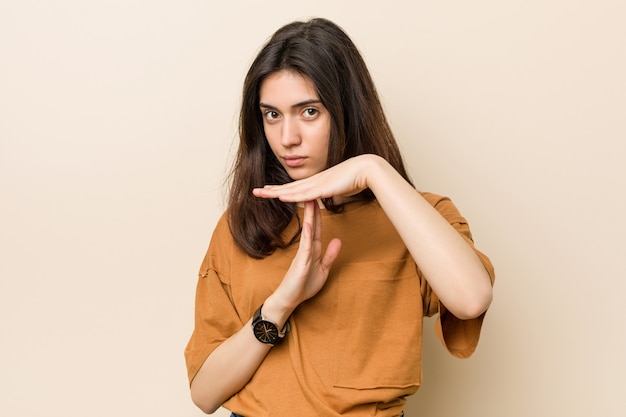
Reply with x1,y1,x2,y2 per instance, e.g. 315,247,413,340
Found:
190,297,292,414
190,201,340,413
365,155,492,319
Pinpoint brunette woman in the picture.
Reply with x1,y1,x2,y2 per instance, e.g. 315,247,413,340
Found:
185,17,494,417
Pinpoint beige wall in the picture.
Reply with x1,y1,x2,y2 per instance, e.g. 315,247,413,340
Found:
1,1,624,416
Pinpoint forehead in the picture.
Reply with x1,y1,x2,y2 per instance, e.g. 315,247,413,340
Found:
259,70,319,105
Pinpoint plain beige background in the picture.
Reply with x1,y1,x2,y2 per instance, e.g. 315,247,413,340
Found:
1,0,625,416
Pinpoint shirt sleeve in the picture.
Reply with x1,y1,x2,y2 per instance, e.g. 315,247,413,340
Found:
184,214,244,383
420,192,496,359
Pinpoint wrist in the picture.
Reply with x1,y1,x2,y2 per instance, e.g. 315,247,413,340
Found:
251,303,291,345
359,154,390,191
261,294,295,329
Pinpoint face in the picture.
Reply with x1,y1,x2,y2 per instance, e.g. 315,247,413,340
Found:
259,70,331,181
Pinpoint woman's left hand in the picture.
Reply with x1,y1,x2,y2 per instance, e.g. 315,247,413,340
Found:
253,155,375,202
256,152,493,320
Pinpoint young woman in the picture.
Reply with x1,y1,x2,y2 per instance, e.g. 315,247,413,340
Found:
185,18,494,417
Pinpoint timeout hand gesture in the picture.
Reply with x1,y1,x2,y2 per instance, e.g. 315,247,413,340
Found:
252,155,374,203
269,200,342,310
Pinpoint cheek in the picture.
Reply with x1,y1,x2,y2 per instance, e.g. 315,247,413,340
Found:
318,124,331,158
263,126,280,152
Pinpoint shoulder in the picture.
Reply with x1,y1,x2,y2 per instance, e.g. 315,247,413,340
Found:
198,211,236,278
419,191,449,207
212,211,232,239
206,210,241,257
419,191,466,224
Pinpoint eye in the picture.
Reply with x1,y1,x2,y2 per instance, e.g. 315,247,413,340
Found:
263,110,280,121
303,108,319,118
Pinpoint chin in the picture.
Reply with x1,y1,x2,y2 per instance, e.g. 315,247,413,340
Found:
287,170,317,181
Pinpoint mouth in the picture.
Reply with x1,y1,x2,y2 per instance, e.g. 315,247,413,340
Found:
282,155,307,167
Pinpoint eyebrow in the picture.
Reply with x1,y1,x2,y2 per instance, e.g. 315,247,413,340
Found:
259,99,323,110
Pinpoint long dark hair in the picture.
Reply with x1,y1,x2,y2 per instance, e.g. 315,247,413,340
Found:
228,18,413,258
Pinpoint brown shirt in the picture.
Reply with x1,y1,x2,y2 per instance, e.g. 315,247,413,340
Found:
185,192,495,416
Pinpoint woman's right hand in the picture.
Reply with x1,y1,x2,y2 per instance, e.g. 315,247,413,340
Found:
264,200,342,320
190,200,341,413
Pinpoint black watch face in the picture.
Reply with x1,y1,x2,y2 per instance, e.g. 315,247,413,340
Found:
253,321,279,344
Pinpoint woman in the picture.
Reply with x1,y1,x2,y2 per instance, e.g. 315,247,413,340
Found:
185,18,494,417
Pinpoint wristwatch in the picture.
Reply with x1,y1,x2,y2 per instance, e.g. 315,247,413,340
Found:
251,304,291,345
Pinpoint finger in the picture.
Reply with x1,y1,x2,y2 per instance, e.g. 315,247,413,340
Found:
253,178,323,201
313,200,322,242
252,184,283,197
302,200,315,231
320,238,342,273
281,187,324,203
252,187,277,198
300,221,312,252
296,201,315,259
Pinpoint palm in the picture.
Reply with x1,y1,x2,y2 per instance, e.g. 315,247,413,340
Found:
274,201,342,308
253,155,371,203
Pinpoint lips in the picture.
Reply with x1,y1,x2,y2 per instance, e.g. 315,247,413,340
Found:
282,155,307,167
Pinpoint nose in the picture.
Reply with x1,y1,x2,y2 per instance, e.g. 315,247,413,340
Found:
280,117,301,147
